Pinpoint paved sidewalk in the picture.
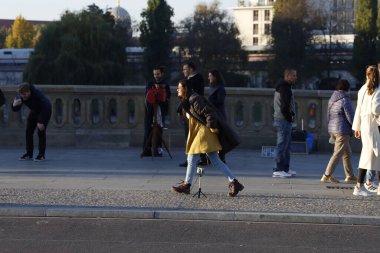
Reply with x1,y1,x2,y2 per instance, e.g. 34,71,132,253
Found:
0,147,379,225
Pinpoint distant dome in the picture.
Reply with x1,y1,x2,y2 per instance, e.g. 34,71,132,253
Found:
111,6,132,38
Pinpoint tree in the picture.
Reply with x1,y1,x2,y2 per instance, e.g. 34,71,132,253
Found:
5,15,36,48
352,0,378,82
24,4,129,85
271,0,314,85
179,1,247,85
0,27,7,48
139,0,174,80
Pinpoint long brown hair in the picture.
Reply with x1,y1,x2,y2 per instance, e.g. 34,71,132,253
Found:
366,65,379,95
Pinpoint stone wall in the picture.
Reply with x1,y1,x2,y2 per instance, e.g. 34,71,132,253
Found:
0,85,361,152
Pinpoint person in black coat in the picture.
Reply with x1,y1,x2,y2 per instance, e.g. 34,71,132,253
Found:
208,69,227,162
141,66,171,157
12,83,52,161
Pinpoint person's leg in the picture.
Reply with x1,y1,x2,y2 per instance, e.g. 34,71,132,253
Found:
207,152,235,182
172,154,197,194
218,150,226,163
274,120,286,172
324,134,343,176
141,107,153,155
365,170,376,184
283,123,292,172
340,135,354,178
357,168,367,186
179,117,189,167
274,120,291,172
37,126,47,156
184,154,197,185
25,115,37,156
353,168,373,196
207,152,243,197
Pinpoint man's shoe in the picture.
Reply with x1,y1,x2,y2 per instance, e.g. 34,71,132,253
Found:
19,153,33,161
228,179,244,197
179,161,188,167
34,154,45,162
272,171,292,178
171,183,191,194
364,182,378,193
344,175,357,183
140,149,152,157
287,170,297,176
321,174,340,183
353,186,373,197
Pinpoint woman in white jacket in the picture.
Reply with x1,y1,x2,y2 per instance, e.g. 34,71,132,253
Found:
352,65,380,196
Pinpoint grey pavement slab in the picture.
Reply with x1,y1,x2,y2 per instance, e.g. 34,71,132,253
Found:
0,147,379,225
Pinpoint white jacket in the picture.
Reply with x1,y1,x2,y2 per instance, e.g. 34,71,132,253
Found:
352,83,380,171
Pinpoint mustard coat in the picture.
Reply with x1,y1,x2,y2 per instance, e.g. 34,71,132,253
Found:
186,115,222,154
182,93,240,155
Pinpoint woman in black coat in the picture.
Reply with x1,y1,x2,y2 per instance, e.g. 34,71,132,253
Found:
208,69,227,162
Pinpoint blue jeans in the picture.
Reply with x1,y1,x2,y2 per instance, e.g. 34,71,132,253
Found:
366,170,376,183
273,119,292,172
184,152,235,185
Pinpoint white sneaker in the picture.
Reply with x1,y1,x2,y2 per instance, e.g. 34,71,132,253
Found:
364,183,378,193
288,170,297,176
353,186,373,197
272,171,292,178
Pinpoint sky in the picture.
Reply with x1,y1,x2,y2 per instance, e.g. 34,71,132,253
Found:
0,0,236,24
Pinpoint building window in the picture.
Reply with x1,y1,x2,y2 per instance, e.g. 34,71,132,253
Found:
268,0,274,5
264,24,271,35
253,10,258,21
253,37,259,45
264,10,270,21
253,24,259,34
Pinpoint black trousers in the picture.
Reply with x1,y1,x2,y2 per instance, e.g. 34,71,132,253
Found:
26,113,50,156
358,168,380,184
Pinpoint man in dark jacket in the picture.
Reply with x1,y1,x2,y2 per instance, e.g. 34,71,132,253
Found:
141,66,171,157
273,68,297,178
179,61,207,167
12,83,52,161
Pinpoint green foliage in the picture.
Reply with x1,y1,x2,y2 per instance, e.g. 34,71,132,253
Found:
179,1,247,80
24,4,128,85
352,0,378,82
139,0,174,79
5,15,36,48
270,0,315,85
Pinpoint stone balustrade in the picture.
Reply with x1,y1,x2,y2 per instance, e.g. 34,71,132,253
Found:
0,85,361,152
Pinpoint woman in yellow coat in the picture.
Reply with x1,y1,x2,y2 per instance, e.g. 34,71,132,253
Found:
172,79,244,197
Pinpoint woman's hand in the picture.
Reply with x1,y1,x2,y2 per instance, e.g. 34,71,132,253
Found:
210,128,219,133
354,130,361,139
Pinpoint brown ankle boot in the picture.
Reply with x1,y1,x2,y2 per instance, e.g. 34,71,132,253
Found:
172,183,191,194
228,179,244,197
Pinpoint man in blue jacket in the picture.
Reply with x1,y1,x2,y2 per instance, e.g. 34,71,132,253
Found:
273,68,297,178
12,83,51,161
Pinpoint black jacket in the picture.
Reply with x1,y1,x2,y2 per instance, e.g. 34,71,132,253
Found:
11,85,51,124
208,84,227,120
182,93,240,153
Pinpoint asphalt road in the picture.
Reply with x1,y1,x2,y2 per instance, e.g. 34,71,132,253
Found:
0,218,379,253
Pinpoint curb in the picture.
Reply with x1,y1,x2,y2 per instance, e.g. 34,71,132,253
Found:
0,206,379,226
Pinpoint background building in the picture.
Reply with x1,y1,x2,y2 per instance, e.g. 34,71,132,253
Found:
233,0,357,50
